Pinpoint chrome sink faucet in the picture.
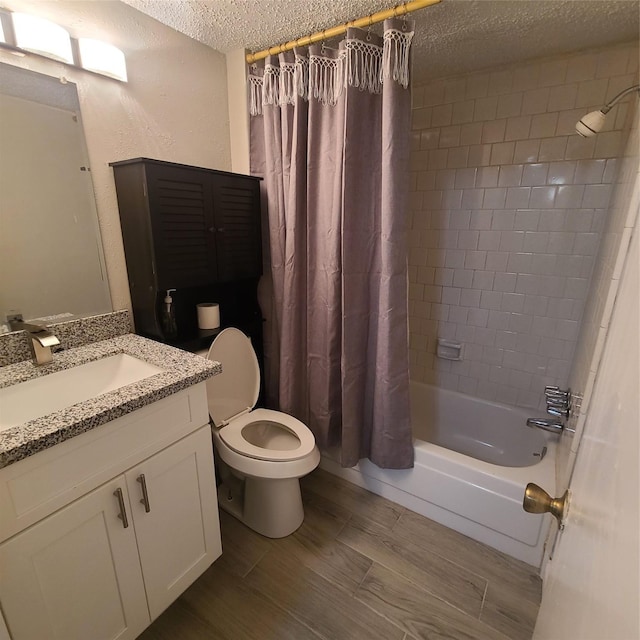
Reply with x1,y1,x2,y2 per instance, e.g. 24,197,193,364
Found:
8,315,60,366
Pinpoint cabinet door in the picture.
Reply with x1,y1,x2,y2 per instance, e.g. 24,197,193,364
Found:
145,163,218,289
126,425,221,620
212,173,262,281
0,479,149,640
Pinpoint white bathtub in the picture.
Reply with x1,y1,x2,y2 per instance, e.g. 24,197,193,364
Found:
321,381,556,566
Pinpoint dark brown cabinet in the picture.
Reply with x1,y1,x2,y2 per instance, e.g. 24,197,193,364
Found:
110,158,262,339
145,162,218,289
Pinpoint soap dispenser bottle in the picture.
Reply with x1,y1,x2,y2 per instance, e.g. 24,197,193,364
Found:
161,289,178,339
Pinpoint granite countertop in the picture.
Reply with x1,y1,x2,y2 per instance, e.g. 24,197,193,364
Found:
0,334,221,469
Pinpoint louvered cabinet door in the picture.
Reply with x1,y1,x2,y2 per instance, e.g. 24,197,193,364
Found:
211,174,262,281
145,164,218,289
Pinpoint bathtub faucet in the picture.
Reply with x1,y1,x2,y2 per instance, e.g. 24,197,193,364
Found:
526,418,564,434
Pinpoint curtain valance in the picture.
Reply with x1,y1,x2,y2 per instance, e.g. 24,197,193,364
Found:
248,23,414,115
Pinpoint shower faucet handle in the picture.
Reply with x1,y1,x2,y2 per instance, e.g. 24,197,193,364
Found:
545,387,570,400
546,397,569,407
544,386,572,419
547,406,570,419
545,386,569,398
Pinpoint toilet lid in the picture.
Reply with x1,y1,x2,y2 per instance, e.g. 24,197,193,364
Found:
205,328,260,427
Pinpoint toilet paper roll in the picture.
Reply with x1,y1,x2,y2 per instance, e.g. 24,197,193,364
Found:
197,303,220,330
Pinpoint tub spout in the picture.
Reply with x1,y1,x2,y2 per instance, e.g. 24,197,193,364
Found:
526,418,564,434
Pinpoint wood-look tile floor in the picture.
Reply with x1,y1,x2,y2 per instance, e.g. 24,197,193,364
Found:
140,468,542,640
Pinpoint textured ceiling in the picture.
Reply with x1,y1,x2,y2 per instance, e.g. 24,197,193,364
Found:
123,0,639,81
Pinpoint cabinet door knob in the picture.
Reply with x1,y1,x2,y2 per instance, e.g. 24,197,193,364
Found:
113,488,129,528
137,474,151,513
217,227,225,233
208,227,215,233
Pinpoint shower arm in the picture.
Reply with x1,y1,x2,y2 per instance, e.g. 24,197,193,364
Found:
600,84,640,114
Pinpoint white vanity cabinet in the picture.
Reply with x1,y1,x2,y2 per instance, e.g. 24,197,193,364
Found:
0,383,221,640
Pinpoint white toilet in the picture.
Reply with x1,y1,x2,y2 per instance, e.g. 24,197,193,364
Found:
203,328,320,538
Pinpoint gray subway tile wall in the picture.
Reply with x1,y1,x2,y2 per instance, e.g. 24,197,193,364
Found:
409,43,639,410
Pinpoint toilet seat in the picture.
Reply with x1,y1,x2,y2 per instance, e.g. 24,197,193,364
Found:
205,328,316,464
204,328,260,427
218,408,316,462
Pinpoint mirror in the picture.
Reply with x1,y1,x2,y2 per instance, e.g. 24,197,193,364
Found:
0,62,112,325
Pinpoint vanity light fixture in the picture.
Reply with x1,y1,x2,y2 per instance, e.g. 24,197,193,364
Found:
78,38,127,82
12,12,73,64
0,10,127,82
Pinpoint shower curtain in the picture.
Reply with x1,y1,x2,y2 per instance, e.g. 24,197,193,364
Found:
249,19,414,468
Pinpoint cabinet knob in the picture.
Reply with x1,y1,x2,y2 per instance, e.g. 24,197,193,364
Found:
208,227,215,233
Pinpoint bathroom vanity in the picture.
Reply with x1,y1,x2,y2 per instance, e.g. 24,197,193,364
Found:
0,328,222,640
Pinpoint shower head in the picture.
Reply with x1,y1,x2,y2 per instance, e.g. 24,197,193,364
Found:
576,109,607,137
576,84,640,137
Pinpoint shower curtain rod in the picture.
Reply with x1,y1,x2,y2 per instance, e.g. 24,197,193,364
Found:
245,0,441,64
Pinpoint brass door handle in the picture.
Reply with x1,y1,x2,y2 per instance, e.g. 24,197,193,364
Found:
523,483,568,528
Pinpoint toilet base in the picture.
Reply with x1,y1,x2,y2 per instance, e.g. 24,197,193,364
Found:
217,476,305,538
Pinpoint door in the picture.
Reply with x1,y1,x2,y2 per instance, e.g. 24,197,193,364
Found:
532,228,639,638
211,173,262,281
126,425,222,620
0,478,149,640
145,162,218,288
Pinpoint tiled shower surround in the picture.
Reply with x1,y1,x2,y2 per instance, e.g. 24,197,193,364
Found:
408,43,639,410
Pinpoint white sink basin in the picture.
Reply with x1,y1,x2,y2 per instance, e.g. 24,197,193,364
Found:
0,354,164,431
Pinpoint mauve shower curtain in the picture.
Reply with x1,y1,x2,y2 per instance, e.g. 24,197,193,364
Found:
250,19,414,468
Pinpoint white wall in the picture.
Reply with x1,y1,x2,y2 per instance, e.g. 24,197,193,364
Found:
226,48,250,175
0,0,232,314
409,43,639,411
557,100,639,489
